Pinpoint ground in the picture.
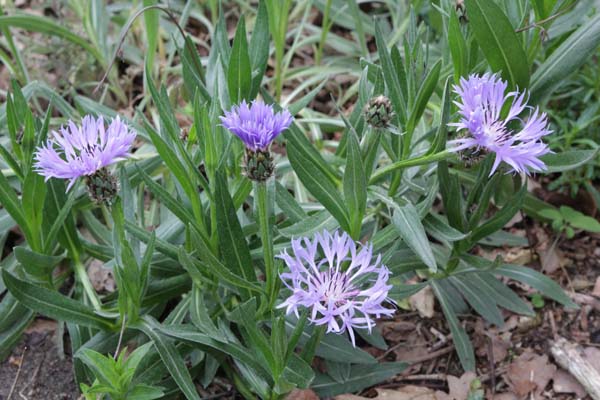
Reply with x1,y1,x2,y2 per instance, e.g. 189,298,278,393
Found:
0,320,79,400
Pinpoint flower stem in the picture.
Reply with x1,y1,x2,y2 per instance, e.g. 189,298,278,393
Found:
369,150,453,185
255,181,276,308
73,257,102,310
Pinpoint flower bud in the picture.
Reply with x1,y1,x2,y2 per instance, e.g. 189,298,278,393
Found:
365,95,394,128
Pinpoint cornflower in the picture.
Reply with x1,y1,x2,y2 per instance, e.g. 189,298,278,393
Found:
448,73,552,175
278,230,394,346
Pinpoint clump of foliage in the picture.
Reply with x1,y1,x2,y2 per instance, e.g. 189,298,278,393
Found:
0,0,598,398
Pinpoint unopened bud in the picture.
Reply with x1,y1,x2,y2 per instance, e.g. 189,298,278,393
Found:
365,95,394,128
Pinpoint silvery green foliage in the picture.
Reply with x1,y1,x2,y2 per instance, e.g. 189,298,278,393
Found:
0,1,597,399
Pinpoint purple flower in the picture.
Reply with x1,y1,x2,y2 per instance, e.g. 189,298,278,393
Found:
278,230,394,346
220,99,293,151
34,115,136,190
448,73,552,175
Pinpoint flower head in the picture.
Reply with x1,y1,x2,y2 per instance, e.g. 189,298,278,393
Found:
34,115,135,190
278,230,394,345
364,95,394,128
448,73,552,175
220,99,293,152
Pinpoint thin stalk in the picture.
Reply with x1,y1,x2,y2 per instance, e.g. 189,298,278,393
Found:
113,315,127,359
255,181,276,308
370,150,453,185
73,257,102,310
315,0,332,65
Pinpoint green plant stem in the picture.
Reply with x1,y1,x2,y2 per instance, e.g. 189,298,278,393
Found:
255,181,276,308
370,150,454,185
315,0,332,65
73,257,102,310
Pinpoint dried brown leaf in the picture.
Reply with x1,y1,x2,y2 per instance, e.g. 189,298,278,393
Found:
505,352,556,398
552,370,586,398
409,286,435,319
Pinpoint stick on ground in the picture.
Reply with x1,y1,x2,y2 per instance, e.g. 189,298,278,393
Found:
550,337,600,400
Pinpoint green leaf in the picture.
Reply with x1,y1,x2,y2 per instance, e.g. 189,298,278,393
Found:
476,273,534,316
540,149,599,173
2,270,114,330
281,354,315,389
560,206,600,232
275,182,306,223
127,385,164,400
468,184,526,244
214,172,256,284
279,210,337,238
142,0,158,72
343,130,367,237
312,362,407,396
287,133,351,232
284,318,376,364
158,323,270,379
431,280,475,371
228,18,252,103
374,23,406,124
248,0,269,98
76,348,121,388
424,213,468,242
465,0,529,89
406,59,441,136
0,14,103,63
450,276,504,326
438,162,465,231
496,264,577,308
392,203,437,272
14,246,64,277
531,14,600,102
135,318,200,400
0,168,33,243
181,35,210,102
43,179,81,254
0,307,33,360
448,10,468,81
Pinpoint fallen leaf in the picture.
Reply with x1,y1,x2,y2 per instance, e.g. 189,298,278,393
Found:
287,389,319,400
505,352,556,398
539,246,563,274
410,286,435,318
435,372,477,400
552,370,586,398
338,386,437,400
491,394,518,400
592,277,600,297
25,319,58,334
87,259,115,293
474,321,511,362
583,347,600,372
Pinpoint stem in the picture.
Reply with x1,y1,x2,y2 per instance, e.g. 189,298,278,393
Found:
113,315,127,359
255,181,276,308
315,0,332,65
73,258,102,310
369,150,453,185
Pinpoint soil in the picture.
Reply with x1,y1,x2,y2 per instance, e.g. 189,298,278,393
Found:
0,321,79,400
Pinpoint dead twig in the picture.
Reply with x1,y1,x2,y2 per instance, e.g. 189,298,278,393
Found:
7,347,27,400
550,337,600,400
